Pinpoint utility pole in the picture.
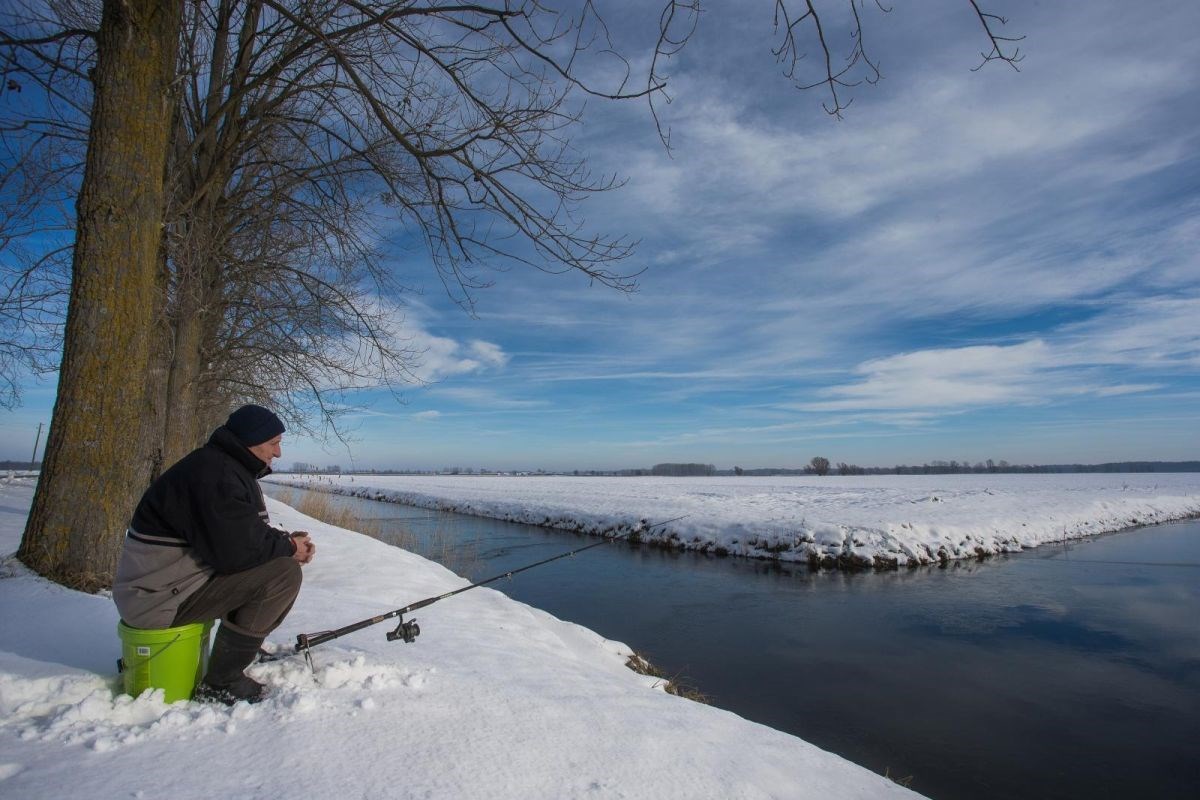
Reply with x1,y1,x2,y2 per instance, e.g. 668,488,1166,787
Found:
30,422,43,472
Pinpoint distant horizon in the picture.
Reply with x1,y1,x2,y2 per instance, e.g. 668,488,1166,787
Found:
274,458,1200,476
1,430,1195,476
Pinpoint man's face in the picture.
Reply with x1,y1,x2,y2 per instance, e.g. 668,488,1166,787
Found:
248,434,283,467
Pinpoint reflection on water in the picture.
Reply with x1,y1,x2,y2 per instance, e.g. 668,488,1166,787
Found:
264,484,1200,800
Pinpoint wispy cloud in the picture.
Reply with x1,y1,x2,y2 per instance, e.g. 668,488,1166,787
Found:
400,319,510,384
798,296,1199,415
806,340,1058,412
1059,296,1200,369
427,386,554,411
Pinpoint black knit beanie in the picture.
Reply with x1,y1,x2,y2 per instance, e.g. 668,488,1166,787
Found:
225,404,285,447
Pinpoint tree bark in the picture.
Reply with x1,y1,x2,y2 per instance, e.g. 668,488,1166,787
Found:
18,0,184,591
161,245,224,468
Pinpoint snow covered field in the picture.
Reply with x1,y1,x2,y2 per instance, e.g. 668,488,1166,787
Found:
0,477,919,799
270,473,1200,568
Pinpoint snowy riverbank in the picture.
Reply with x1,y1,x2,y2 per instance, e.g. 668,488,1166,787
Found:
269,473,1200,568
0,477,920,799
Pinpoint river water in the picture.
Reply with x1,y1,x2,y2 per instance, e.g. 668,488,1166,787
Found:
264,485,1200,800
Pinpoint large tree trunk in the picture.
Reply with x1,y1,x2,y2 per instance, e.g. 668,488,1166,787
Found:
18,0,185,591
161,248,224,468
161,303,207,468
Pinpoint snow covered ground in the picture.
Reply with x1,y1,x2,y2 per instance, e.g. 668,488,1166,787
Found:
269,473,1200,568
0,476,920,799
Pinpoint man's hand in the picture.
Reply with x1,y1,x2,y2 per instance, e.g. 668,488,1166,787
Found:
290,532,316,565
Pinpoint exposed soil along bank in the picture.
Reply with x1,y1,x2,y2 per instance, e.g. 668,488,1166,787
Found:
267,475,1200,571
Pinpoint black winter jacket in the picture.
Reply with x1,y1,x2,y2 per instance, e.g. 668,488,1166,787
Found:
113,426,294,627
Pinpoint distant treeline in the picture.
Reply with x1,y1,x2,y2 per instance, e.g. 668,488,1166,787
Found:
730,460,1200,476
649,463,717,476
583,460,1200,477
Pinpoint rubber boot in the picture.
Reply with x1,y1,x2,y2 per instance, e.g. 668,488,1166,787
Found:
195,625,267,705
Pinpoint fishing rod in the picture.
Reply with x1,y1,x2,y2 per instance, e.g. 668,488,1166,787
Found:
275,514,689,669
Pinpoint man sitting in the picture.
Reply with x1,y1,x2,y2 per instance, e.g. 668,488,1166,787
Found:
113,404,316,704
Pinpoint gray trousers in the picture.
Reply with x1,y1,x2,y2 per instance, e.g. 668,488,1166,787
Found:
172,557,302,639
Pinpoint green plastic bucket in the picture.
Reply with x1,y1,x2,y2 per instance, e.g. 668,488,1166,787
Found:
117,620,212,703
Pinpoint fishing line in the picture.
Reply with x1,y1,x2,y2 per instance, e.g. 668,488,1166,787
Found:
265,514,690,670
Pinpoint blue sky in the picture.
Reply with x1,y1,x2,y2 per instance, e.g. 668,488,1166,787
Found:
3,1,1198,471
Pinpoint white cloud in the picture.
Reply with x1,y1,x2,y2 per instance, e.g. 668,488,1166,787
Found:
1092,384,1164,397
799,295,1200,415
402,327,509,383
805,340,1056,412
429,386,553,411
1060,296,1200,369
467,339,509,369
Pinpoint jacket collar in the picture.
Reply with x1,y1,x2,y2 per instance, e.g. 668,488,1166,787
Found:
208,426,273,479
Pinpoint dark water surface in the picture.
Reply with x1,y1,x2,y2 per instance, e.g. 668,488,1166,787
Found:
264,485,1200,800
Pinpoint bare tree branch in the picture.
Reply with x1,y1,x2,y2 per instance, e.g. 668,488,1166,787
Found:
772,1,1021,118
967,0,1024,72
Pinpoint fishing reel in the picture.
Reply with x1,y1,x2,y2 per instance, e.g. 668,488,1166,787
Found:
386,615,421,644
